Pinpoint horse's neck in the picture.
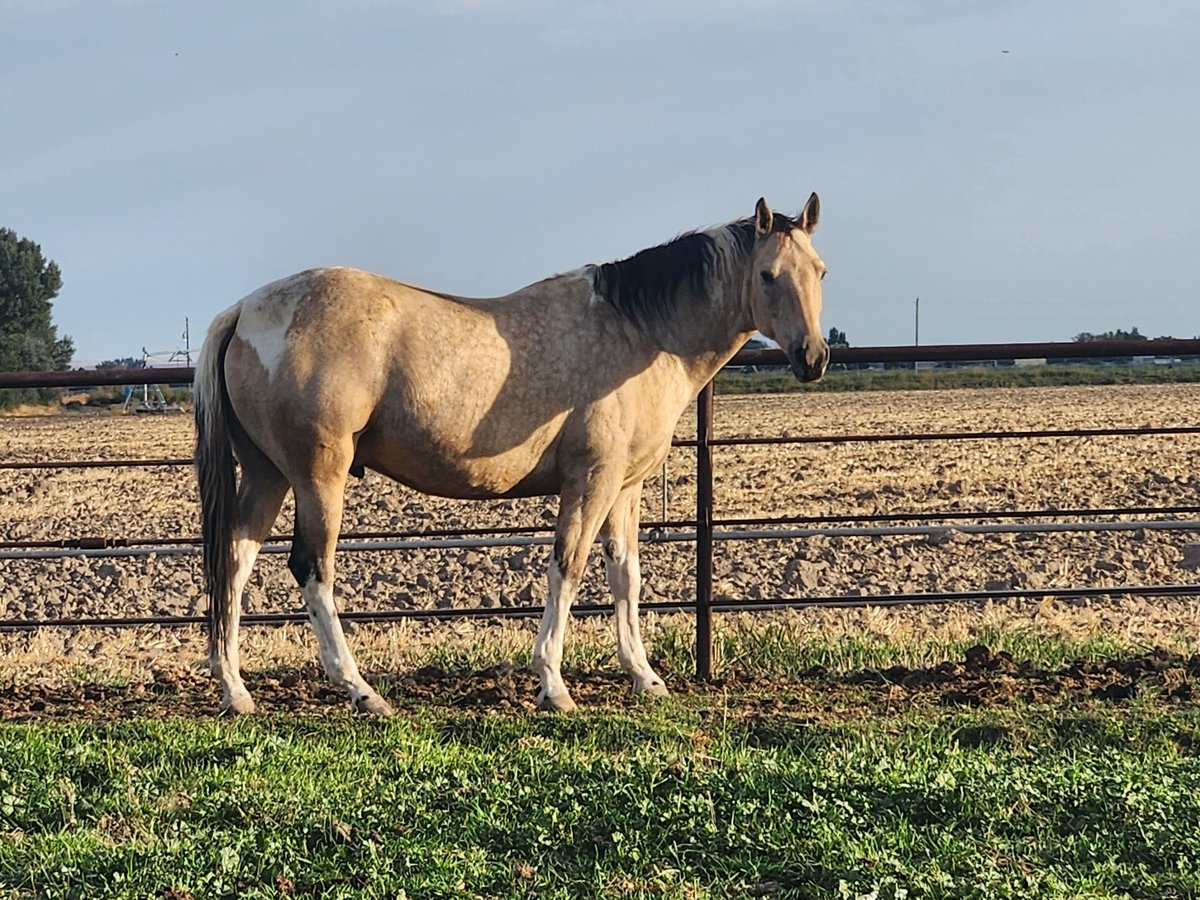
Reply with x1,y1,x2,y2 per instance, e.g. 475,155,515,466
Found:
657,267,755,391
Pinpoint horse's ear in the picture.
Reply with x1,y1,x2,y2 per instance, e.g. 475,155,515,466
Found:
754,198,774,236
799,192,820,234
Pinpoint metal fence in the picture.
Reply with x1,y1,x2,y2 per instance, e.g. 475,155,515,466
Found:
3,338,1200,676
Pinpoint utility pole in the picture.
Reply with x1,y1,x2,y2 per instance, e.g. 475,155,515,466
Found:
914,297,920,371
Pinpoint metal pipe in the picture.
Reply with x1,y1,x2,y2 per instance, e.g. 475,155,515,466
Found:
700,425,1200,447
734,338,1200,367
5,582,1198,633
660,460,669,527
706,519,1200,542
0,458,193,471
0,366,196,388
712,505,1200,529
708,581,1200,611
2,517,1198,562
695,381,715,680
5,427,1196,471
4,504,1198,553
4,338,1198,391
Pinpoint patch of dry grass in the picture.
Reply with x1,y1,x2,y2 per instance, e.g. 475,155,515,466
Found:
4,595,1198,693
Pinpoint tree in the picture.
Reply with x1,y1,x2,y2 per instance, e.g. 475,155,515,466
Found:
97,357,144,370
0,228,74,373
1073,327,1148,343
827,326,850,348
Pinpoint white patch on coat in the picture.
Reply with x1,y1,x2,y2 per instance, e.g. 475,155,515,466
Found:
301,576,374,700
234,270,318,379
549,266,598,307
532,563,577,702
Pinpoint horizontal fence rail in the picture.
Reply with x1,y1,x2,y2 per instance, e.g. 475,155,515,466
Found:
4,506,1200,555
9,422,1200,472
3,338,1200,678
9,584,1200,633
3,337,1199,391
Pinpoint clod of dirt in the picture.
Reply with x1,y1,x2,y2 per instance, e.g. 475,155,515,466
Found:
1180,543,1200,570
1092,680,1138,702
964,644,991,670
951,724,1011,747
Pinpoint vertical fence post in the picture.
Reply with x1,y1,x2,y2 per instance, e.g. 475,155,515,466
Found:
695,380,715,680
661,460,669,527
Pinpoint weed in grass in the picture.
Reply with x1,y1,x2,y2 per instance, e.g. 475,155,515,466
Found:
63,665,132,690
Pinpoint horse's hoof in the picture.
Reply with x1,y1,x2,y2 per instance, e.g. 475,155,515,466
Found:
353,693,395,717
636,680,670,699
537,691,578,713
220,694,257,716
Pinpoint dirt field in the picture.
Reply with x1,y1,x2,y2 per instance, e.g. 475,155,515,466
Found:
1,383,1198,715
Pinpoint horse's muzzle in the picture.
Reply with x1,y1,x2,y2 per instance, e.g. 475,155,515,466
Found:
789,340,830,383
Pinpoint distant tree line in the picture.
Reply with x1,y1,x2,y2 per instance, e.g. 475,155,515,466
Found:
97,357,145,370
1072,327,1185,342
825,326,1190,348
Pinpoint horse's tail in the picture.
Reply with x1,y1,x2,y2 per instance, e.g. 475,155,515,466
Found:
194,303,242,658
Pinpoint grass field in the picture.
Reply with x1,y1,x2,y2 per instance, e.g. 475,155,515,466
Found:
714,362,1200,394
3,620,1200,900
2,698,1198,899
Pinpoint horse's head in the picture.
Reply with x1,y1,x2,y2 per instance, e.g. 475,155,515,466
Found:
746,193,829,382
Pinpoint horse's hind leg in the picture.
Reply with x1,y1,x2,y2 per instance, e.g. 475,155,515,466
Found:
213,458,288,714
601,484,668,697
289,468,394,717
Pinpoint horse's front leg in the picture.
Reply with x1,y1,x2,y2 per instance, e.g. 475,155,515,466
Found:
532,476,620,712
601,483,668,697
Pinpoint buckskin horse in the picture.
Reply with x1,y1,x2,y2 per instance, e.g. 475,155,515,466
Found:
195,194,828,715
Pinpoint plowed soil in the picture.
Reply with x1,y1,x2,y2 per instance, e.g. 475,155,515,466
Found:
2,383,1199,720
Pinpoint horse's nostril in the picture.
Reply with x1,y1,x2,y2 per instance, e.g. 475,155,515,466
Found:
803,353,828,383
792,341,830,383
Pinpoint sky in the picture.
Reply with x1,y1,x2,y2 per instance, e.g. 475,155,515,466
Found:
2,0,1198,365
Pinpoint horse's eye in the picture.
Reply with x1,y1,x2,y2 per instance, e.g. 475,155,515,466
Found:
760,270,775,284
821,270,828,281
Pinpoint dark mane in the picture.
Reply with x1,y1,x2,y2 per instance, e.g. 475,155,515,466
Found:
590,220,757,325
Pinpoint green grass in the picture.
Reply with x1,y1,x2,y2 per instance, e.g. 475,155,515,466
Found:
715,363,1200,394
2,699,1199,899
413,617,1193,687
652,619,1166,679
4,619,1199,898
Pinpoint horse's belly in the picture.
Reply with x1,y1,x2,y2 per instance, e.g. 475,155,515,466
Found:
357,435,561,500
400,461,559,500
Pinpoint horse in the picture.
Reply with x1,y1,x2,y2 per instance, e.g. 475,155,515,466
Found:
194,194,828,715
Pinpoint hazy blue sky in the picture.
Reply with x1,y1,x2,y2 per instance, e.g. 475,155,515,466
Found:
3,0,1198,364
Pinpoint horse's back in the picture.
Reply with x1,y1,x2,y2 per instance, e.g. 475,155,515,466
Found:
222,267,589,497
220,264,695,502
